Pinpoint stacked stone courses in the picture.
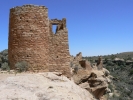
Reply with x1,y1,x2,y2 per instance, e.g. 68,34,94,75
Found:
8,5,71,77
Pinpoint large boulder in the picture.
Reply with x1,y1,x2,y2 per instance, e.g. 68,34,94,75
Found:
79,82,92,92
0,72,96,100
102,68,110,77
72,69,111,99
72,69,91,84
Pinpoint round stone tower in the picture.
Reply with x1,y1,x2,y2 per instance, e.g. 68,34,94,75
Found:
8,5,49,70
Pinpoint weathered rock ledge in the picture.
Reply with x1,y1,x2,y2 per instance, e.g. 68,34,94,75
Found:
0,72,96,100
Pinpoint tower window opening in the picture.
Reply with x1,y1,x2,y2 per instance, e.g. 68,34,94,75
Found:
52,25,57,34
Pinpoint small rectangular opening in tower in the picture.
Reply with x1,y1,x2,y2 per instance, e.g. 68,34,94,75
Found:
52,25,57,34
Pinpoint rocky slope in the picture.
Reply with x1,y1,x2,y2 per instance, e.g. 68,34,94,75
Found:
0,72,96,100
71,67,111,100
84,54,133,100
70,53,112,100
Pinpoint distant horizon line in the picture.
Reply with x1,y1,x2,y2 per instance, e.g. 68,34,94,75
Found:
0,48,133,57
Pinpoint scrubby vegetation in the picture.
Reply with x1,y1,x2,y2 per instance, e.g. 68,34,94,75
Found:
0,49,28,73
84,52,133,100
0,49,9,70
15,61,28,72
1,62,10,71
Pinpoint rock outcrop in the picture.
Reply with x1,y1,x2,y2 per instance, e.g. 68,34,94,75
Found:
70,53,111,99
0,72,96,100
97,56,103,70
72,68,111,99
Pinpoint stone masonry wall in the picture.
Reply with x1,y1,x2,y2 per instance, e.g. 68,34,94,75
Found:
8,5,71,77
48,18,71,77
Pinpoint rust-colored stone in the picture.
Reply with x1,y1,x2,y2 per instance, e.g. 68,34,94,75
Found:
8,4,71,77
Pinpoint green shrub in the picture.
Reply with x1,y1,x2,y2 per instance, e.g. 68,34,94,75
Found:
1,56,8,63
120,65,125,70
107,61,114,66
108,84,113,92
111,54,115,60
0,49,8,56
130,92,133,98
129,69,133,76
1,62,10,71
15,61,28,72
127,55,132,60
105,66,111,71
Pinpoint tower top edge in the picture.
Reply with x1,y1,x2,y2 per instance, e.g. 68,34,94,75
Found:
10,4,48,10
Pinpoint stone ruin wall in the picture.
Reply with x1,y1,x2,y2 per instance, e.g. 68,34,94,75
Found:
97,56,103,70
70,52,92,71
8,5,71,77
48,19,70,74
8,5,49,70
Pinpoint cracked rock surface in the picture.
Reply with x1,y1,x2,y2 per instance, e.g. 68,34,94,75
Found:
0,72,96,100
